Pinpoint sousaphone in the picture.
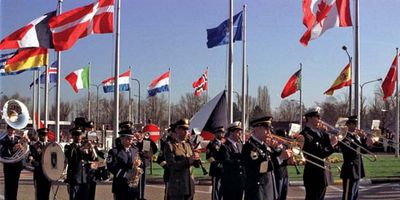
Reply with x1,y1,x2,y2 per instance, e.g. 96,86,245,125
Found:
42,142,66,181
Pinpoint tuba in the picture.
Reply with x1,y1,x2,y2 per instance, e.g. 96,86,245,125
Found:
0,100,30,163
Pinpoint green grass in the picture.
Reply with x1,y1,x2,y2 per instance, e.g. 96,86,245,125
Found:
148,153,400,181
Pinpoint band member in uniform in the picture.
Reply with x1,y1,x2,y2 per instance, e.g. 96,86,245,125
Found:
219,121,246,200
164,118,200,200
64,127,98,200
206,126,225,200
242,116,278,200
300,107,338,200
339,116,373,200
156,125,174,200
0,125,25,200
29,128,51,200
107,129,142,200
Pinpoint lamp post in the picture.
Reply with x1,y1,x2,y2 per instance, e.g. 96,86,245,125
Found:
360,78,382,128
342,45,352,115
90,83,102,129
131,78,141,123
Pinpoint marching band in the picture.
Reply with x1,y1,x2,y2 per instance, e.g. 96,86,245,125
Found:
0,102,384,200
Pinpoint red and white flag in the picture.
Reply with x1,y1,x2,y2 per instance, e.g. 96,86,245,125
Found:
49,0,114,51
192,69,208,96
300,0,352,46
0,11,56,50
382,53,398,101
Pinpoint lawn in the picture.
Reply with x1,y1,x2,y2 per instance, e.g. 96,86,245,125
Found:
147,153,400,181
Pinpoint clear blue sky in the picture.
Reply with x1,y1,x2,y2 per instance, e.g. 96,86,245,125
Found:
1,0,399,111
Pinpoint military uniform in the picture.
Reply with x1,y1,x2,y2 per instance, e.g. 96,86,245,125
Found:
137,135,158,200
157,132,173,200
29,128,51,200
0,127,24,200
205,127,224,200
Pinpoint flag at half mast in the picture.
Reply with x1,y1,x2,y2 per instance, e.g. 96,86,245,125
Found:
207,11,243,48
324,63,351,95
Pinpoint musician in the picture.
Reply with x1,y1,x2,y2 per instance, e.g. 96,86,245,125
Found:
0,125,24,200
339,116,373,200
219,121,245,200
64,127,97,200
206,126,225,200
107,129,142,200
242,116,278,200
29,128,51,200
164,118,200,200
156,125,174,200
300,107,338,200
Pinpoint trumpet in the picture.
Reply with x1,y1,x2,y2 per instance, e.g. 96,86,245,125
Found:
318,120,377,162
268,134,301,174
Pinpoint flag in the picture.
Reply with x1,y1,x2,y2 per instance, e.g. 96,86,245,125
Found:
324,63,352,95
192,69,208,96
65,66,90,93
281,69,301,98
147,71,170,97
102,69,130,93
0,11,56,50
49,0,114,51
207,11,243,48
300,0,352,46
29,61,58,88
382,53,398,101
0,48,48,76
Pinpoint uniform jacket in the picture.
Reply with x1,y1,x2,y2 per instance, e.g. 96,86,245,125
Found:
0,135,24,170
220,139,246,193
242,136,277,200
64,142,96,185
29,141,49,180
206,138,223,177
156,135,172,182
339,132,367,180
164,138,195,197
300,126,335,188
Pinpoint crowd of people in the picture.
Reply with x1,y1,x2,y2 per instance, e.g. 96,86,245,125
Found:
0,106,379,200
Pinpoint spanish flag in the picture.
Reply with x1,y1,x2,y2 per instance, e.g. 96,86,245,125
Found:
0,48,48,75
324,63,352,95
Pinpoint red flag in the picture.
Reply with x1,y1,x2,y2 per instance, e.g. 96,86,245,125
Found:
49,0,114,51
300,0,352,46
281,69,301,98
324,63,352,95
382,53,398,101
192,69,208,96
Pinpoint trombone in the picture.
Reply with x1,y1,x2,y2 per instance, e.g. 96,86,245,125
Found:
318,120,377,162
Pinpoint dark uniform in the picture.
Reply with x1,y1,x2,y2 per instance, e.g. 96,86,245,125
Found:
156,130,173,200
242,116,278,200
0,126,24,200
107,129,141,200
137,134,158,200
64,128,97,200
29,128,52,200
339,116,368,200
205,126,224,200
301,108,336,200
219,121,245,200
272,130,290,200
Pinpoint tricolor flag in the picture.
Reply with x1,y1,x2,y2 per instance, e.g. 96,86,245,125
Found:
192,69,208,96
148,71,170,97
281,69,301,99
102,69,130,93
0,48,48,76
300,0,352,46
382,53,398,101
65,66,90,93
324,63,352,95
29,61,58,88
0,11,56,50
49,0,114,51
207,11,243,48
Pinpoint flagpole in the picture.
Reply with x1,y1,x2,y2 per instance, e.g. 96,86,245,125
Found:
88,62,91,120
37,70,41,129
227,0,234,124
44,60,49,128
354,0,360,128
206,67,209,102
55,0,63,142
32,71,37,130
396,48,399,157
113,0,121,142
128,66,132,122
241,4,247,142
168,68,171,126
299,63,303,128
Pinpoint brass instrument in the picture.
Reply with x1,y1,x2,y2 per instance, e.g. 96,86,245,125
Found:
128,153,143,188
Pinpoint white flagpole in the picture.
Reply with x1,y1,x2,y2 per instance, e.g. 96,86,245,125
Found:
55,0,63,142
32,71,37,130
206,66,209,102
37,70,41,129
44,61,49,128
299,63,303,128
88,62,91,120
241,4,247,143
128,66,132,122
113,0,121,142
168,68,171,125
354,0,361,128
227,0,233,123
395,48,399,157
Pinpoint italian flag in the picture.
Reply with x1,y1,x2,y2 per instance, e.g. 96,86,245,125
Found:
65,66,90,93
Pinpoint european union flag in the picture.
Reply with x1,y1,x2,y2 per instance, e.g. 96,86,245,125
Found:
207,11,243,48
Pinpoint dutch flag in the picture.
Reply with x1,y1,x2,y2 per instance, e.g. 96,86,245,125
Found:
102,69,130,93
147,71,170,97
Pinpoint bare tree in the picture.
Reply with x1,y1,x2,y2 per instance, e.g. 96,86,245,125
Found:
257,86,272,115
317,96,348,125
276,99,304,122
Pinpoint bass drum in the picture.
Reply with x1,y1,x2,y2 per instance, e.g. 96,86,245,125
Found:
41,142,66,181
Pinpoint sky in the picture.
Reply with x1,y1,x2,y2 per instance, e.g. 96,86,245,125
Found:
1,0,400,112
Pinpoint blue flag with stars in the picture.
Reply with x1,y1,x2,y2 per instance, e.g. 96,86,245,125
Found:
206,11,243,48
